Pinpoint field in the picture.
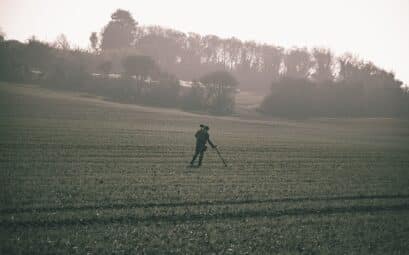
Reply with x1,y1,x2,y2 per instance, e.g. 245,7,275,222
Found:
1,82,409,254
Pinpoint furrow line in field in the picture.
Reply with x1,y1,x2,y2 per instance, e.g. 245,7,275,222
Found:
1,203,408,228
1,194,408,214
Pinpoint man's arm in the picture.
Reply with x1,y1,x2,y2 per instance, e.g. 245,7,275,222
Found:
207,136,216,148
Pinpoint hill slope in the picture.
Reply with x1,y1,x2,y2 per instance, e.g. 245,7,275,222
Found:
1,82,409,254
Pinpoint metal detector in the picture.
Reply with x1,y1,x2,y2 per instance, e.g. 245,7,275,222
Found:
214,146,228,167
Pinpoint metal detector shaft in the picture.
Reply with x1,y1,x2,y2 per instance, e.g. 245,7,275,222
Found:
214,147,228,167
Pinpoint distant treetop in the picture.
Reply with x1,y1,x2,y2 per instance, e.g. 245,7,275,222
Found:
100,9,138,50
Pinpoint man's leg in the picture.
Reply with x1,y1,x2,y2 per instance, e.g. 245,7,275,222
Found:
198,150,205,166
190,150,199,165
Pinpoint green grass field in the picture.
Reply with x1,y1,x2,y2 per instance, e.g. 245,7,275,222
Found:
1,82,409,254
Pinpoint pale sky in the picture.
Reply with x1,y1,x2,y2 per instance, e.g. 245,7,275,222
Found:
1,0,408,85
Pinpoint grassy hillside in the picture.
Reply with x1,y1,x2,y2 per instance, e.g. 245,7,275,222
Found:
1,82,408,254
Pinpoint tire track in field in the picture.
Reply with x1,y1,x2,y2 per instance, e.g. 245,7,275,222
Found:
1,203,408,228
2,194,408,214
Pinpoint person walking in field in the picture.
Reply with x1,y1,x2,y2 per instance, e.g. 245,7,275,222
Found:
190,124,216,167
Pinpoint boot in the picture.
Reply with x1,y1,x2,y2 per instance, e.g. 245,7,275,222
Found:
190,153,198,166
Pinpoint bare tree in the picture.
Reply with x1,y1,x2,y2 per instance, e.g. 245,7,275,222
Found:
54,34,70,50
122,55,159,96
0,27,5,42
200,70,238,114
89,32,99,52
283,48,313,79
311,48,334,83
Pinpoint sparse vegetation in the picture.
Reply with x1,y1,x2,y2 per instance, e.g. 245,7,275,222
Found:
1,83,408,254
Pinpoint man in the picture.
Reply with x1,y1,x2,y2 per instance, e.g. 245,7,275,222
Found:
190,124,216,167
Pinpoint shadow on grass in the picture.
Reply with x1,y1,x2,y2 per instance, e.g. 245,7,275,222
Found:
1,203,408,228
2,194,408,214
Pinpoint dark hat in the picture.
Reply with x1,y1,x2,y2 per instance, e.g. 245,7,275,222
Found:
199,124,209,130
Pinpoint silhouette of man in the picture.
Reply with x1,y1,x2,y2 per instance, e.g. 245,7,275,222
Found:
190,124,216,167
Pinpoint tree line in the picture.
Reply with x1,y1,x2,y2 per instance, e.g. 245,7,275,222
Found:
1,9,408,117
0,31,237,115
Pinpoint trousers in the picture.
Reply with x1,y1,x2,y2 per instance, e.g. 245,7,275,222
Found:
190,144,207,166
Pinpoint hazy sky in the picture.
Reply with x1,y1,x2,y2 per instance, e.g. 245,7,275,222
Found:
1,0,408,84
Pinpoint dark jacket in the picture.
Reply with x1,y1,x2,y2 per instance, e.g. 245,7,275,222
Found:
195,129,215,148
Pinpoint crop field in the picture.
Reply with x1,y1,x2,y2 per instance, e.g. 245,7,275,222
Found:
1,82,409,254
